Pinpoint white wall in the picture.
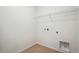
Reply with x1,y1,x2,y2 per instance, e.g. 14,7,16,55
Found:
77,10,79,52
0,7,36,53
37,6,78,52
37,6,78,16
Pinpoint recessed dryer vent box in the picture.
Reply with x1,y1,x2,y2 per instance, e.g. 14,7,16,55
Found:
59,41,70,52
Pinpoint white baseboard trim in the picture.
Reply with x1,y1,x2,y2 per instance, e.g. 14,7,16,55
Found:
36,42,64,53
18,43,36,53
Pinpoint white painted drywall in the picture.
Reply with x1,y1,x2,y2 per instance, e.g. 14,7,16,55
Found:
76,10,79,52
36,6,78,16
37,6,78,52
0,7,36,52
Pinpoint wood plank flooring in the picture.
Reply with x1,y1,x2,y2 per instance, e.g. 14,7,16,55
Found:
21,44,60,53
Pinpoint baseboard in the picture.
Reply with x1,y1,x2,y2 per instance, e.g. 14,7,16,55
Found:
36,42,62,53
18,43,36,53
